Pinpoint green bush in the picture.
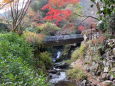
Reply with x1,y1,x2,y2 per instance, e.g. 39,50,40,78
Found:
67,68,87,80
35,22,61,35
0,56,48,86
0,33,49,86
91,0,115,33
34,51,52,72
39,52,52,69
0,33,33,62
23,31,45,46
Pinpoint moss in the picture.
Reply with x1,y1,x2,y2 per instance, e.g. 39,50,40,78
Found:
71,44,86,61
67,68,87,80
64,59,72,64
62,45,71,57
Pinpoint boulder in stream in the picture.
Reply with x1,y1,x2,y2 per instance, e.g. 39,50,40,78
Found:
54,62,69,69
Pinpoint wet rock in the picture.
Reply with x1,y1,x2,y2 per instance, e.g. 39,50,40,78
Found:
102,80,113,86
55,62,69,69
49,72,67,84
49,74,52,78
81,80,87,86
55,58,63,62
49,70,58,74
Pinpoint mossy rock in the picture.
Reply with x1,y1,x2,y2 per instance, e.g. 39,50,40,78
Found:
67,68,87,80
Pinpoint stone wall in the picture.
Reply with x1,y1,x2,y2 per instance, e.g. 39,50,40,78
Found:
82,34,115,86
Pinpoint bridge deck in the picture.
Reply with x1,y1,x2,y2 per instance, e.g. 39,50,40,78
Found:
44,34,84,46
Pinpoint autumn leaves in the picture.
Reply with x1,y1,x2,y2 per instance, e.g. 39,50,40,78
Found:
41,0,80,24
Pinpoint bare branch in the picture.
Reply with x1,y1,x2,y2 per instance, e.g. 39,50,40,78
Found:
76,14,99,20
8,0,32,32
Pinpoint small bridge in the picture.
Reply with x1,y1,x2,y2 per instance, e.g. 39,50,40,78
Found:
44,34,84,46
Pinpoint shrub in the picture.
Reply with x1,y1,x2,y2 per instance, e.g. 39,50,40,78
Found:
39,52,52,69
0,33,49,86
0,56,48,86
23,31,45,45
35,22,61,35
71,44,86,61
34,51,52,71
0,33,33,61
67,68,87,80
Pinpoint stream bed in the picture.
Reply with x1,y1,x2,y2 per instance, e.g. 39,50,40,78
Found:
49,66,77,86
49,61,77,86
48,48,77,86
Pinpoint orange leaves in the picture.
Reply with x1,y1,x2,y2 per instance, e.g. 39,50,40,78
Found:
2,0,13,3
41,0,79,24
0,0,14,8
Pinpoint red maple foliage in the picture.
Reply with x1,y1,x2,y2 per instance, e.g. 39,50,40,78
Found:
42,7,72,23
78,25,85,31
41,0,80,24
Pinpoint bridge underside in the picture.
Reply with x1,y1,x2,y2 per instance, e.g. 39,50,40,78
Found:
43,34,84,46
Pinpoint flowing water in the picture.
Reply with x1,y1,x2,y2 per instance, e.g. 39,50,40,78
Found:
49,49,77,86
49,72,66,84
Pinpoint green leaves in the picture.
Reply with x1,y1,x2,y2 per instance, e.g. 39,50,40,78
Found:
0,33,33,61
91,0,115,32
0,33,49,86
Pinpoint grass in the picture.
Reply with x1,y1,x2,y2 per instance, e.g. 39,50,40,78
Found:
67,67,87,80
71,43,86,62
